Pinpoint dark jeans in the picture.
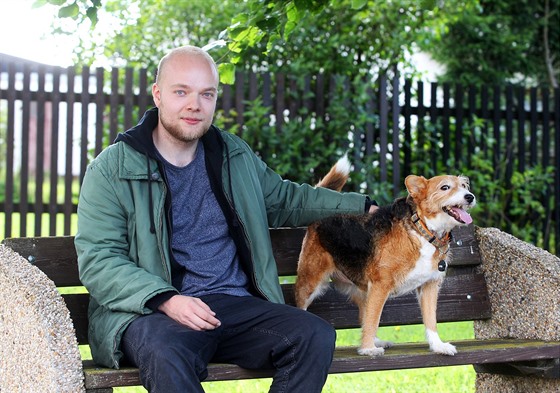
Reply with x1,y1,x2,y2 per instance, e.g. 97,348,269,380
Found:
121,294,336,393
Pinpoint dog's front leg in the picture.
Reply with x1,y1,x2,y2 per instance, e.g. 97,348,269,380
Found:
357,283,391,357
417,280,457,355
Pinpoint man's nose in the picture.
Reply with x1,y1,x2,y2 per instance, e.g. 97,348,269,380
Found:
185,93,200,110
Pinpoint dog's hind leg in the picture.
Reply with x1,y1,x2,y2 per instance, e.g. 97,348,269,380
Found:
295,232,336,310
417,279,457,355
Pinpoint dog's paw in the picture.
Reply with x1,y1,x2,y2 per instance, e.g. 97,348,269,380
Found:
431,342,457,356
358,346,385,357
374,337,394,349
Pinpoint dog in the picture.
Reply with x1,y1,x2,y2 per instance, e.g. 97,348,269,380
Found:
295,156,476,357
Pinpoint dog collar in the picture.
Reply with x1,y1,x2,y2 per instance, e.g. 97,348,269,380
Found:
411,213,450,254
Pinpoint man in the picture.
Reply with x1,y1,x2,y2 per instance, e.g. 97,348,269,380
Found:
75,45,377,393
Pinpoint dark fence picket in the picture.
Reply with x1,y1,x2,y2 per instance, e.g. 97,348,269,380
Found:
4,63,15,237
378,74,388,184
124,68,134,131
94,67,105,157
64,66,75,235
0,62,557,253
34,66,46,235
80,66,90,186
48,67,61,236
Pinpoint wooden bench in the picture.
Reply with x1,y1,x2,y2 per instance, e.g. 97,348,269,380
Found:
2,224,559,392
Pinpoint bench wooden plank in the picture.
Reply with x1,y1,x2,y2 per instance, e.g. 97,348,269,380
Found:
1,224,482,288
2,236,80,287
82,339,560,388
65,273,491,345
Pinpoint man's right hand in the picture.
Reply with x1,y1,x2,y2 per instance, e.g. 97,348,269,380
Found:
158,295,221,331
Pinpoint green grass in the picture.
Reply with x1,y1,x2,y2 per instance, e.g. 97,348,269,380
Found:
81,322,475,393
0,212,78,239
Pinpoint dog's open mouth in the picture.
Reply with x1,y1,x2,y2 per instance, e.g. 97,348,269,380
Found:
443,206,473,224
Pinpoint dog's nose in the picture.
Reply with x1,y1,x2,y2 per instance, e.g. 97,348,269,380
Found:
465,194,475,203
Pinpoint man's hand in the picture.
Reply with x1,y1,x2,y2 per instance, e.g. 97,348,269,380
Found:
368,204,379,214
158,295,221,331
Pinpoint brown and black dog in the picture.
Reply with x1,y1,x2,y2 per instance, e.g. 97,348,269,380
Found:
295,156,476,357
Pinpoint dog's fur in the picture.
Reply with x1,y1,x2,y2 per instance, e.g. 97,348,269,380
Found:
295,156,476,357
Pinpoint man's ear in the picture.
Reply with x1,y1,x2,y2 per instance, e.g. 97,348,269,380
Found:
152,83,161,107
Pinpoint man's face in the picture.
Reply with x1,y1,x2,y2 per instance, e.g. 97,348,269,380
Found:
152,54,218,143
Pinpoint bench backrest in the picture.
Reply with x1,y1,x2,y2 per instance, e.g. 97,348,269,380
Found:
2,224,489,345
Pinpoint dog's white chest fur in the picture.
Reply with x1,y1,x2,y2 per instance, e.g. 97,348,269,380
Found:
390,233,444,297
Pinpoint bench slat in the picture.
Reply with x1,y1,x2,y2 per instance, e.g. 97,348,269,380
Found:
82,339,560,388
2,236,80,287
2,225,481,288
66,273,490,345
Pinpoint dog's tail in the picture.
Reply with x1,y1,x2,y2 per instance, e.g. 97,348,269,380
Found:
316,154,351,191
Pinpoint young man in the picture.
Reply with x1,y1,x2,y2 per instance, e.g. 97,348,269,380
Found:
75,45,377,393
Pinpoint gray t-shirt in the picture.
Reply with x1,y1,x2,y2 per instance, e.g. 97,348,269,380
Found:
158,142,251,298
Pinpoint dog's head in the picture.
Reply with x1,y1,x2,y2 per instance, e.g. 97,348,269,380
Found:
405,175,476,234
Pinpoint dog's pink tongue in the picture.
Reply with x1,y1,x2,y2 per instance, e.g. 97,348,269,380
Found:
452,207,473,224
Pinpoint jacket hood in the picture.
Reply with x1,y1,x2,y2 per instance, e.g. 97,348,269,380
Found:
114,107,159,157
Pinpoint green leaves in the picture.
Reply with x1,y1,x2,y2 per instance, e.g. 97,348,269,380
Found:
32,0,100,27
58,2,79,18
351,0,367,9
218,63,236,85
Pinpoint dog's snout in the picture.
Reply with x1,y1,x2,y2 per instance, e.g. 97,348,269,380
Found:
464,193,475,204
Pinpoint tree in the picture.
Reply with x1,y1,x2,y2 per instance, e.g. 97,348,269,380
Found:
420,0,560,86
37,0,559,86
37,0,452,81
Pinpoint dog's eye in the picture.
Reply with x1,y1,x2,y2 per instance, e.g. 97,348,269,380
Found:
441,185,450,191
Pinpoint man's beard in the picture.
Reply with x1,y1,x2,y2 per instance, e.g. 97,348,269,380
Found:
160,114,209,143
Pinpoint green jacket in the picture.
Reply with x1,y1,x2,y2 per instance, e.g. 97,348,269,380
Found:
75,108,368,368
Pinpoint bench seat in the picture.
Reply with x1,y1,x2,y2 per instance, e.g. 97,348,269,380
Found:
82,339,560,389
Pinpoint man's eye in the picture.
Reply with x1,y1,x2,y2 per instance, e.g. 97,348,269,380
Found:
175,90,186,96
203,92,214,98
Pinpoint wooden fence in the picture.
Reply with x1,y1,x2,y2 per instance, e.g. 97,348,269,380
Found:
0,62,558,254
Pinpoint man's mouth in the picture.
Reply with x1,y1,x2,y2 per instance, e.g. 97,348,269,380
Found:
182,117,202,125
443,205,473,224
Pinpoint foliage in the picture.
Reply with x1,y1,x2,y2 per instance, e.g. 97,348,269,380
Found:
420,0,560,86
225,0,444,77
37,0,559,86
91,0,241,71
34,0,458,82
465,156,556,249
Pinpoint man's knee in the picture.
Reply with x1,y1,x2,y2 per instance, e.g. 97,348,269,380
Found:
311,318,336,354
294,313,336,358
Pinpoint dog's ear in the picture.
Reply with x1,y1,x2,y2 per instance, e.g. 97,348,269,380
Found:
458,175,470,190
405,175,427,198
